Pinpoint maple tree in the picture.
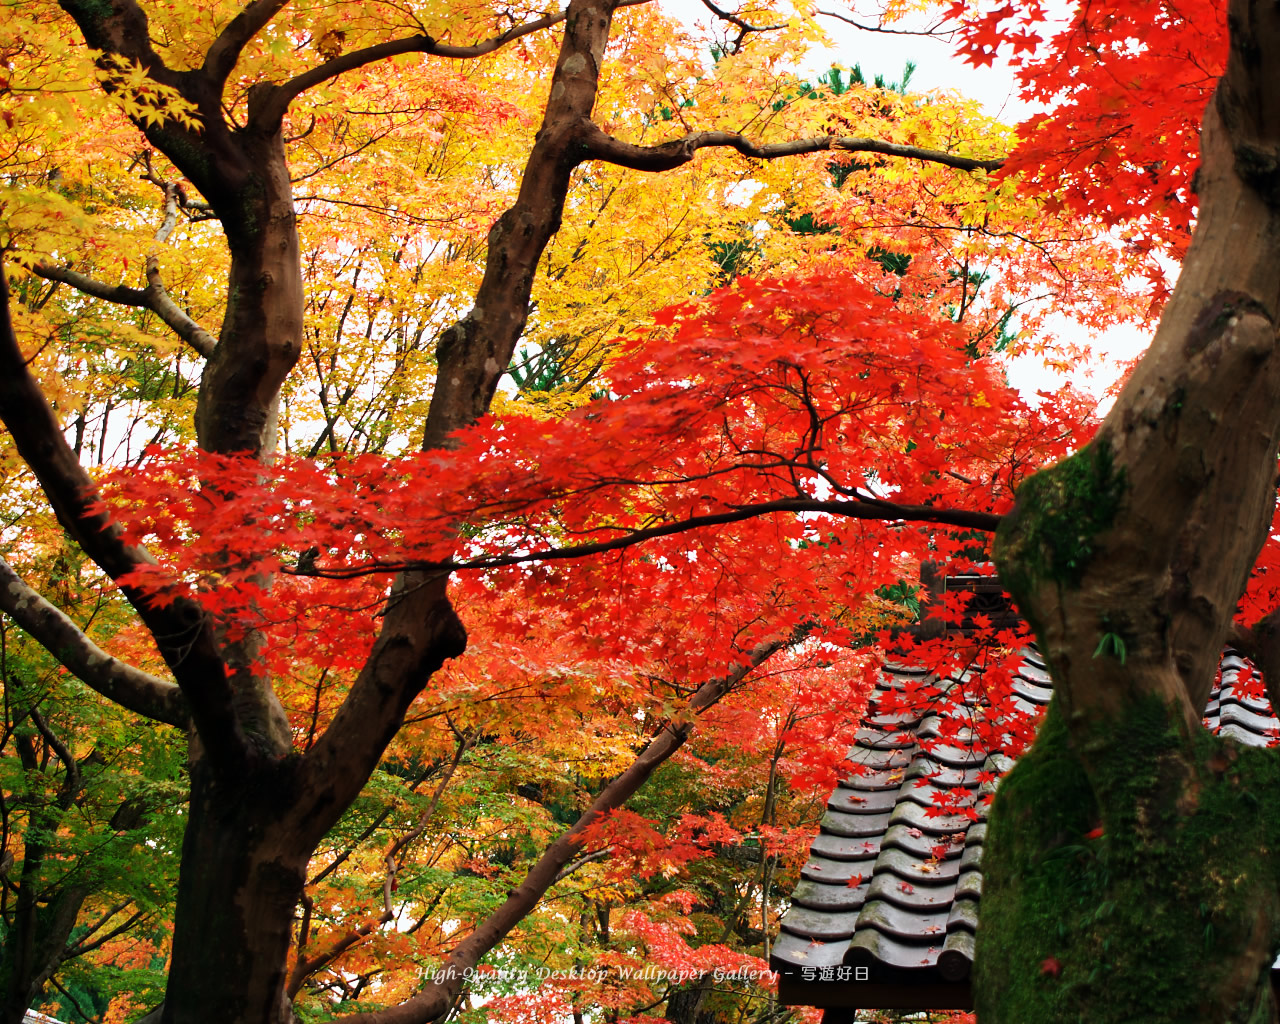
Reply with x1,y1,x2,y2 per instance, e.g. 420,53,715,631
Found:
4,0,1276,1022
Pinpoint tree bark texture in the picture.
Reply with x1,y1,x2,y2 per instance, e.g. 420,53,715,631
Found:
163,764,310,1024
980,3,1280,1021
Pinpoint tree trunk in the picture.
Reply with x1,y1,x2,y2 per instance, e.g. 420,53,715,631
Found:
156,122,310,1024
664,982,733,1024
979,3,1280,1020
193,129,303,460
163,764,308,1024
0,850,89,1024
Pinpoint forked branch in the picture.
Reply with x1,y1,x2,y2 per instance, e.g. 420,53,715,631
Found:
252,0,651,131
203,0,292,87
697,0,787,51
32,175,216,358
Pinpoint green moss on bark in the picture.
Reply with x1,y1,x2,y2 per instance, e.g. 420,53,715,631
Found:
994,440,1127,605
976,697,1280,1024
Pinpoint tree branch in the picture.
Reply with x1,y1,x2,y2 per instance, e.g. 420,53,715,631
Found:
62,898,133,957
29,707,81,809
203,0,293,87
30,263,214,359
0,558,189,728
32,179,216,359
334,631,802,1024
252,0,649,131
815,8,954,37
287,909,394,999
288,0,633,854
252,35,437,130
49,974,98,1024
0,256,236,763
583,122,1004,173
144,184,217,357
553,847,611,883
696,0,786,36
61,906,151,962
31,264,149,306
289,496,1001,580
278,734,473,996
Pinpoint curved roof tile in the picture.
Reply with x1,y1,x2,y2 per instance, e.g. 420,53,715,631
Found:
772,575,1279,1013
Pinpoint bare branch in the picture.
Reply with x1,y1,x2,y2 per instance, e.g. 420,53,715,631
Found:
61,906,151,962
287,909,394,999
553,847,611,882
252,35,434,130
48,976,97,1024
31,264,149,307
29,708,81,807
583,122,1004,173
31,262,214,360
384,735,470,867
287,736,468,998
63,899,133,956
815,8,954,36
32,180,216,358
144,185,217,357
289,496,1002,581
0,557,189,728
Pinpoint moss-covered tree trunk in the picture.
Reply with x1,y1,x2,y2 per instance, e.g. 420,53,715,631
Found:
979,2,1280,1020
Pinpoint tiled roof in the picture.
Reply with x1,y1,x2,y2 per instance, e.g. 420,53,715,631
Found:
771,591,1278,1016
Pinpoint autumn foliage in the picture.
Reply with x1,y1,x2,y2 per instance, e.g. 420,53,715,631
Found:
2,0,1273,1022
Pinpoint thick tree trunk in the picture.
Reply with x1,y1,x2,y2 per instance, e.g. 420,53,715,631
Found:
163,765,308,1024
979,3,1280,1020
157,125,310,1024
664,982,733,1024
